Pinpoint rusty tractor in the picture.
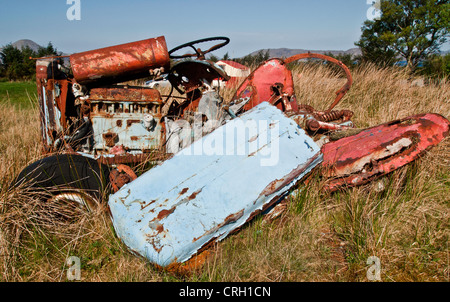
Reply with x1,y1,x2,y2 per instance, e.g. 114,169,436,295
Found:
13,36,449,269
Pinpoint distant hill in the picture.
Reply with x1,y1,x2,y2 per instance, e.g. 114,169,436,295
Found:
247,47,362,59
12,39,42,52
0,39,71,64
0,39,42,53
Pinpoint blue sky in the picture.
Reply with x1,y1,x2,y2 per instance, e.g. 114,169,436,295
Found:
0,0,448,57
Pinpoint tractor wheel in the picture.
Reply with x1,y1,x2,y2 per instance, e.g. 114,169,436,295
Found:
11,154,111,212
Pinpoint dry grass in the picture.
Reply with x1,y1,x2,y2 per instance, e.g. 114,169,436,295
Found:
0,64,449,282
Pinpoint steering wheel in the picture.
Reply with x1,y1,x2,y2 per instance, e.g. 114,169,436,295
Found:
284,53,353,112
169,37,230,60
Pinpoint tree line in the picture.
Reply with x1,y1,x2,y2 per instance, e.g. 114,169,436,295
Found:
0,42,60,81
209,49,271,67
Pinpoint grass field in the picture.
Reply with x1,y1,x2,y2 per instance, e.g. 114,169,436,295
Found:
0,64,449,282
0,81,37,110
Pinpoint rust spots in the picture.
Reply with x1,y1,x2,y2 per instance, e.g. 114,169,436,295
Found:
165,250,213,277
103,132,118,147
321,113,450,192
261,153,321,197
156,223,164,234
141,199,157,210
157,208,175,220
249,134,259,142
96,150,170,165
127,120,141,127
262,178,285,196
188,189,202,200
109,164,138,193
70,37,170,87
192,209,245,243
223,210,245,226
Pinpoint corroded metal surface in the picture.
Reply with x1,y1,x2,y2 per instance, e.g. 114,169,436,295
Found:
70,37,170,86
108,102,322,267
232,59,298,113
89,86,162,103
88,86,165,155
321,113,450,192
168,60,229,94
36,78,70,150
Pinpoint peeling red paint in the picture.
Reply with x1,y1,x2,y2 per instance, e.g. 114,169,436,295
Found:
321,113,450,192
70,37,170,86
232,59,298,113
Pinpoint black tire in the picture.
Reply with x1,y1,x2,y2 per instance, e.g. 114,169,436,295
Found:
12,154,111,210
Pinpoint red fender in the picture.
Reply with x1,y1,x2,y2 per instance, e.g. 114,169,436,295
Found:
321,113,450,192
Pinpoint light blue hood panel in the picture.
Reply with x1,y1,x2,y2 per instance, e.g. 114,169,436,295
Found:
108,102,322,267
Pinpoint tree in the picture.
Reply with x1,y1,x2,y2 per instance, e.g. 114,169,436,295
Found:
37,42,60,58
355,19,398,67
356,0,450,72
0,41,60,80
421,53,450,77
207,54,219,62
0,44,25,80
235,50,271,67
324,52,356,69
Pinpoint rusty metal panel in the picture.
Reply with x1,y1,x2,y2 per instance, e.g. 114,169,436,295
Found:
321,113,450,191
88,86,164,155
70,36,170,86
38,80,53,148
91,106,163,152
89,86,162,103
36,79,68,149
108,102,322,267
36,59,49,80
232,59,298,113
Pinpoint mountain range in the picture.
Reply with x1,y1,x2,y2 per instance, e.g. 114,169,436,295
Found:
248,47,363,58
2,39,449,60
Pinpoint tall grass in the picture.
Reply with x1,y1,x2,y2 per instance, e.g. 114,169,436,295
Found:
0,64,448,282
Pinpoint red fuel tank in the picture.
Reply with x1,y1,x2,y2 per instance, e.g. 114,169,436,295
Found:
70,36,170,86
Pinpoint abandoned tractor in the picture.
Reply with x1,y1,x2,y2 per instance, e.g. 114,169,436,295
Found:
13,36,449,269
15,36,233,208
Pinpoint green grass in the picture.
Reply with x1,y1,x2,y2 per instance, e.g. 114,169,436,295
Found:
0,81,38,110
